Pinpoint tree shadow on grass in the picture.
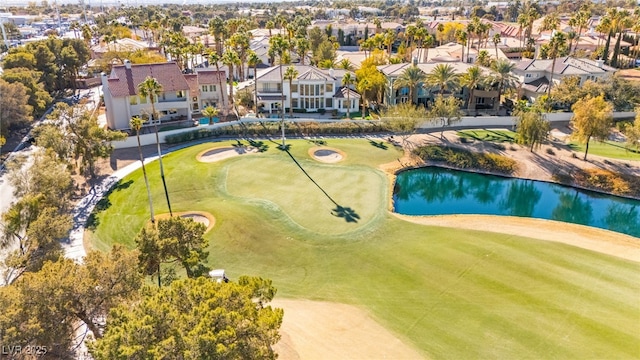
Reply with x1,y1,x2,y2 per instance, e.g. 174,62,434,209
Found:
85,179,133,230
247,139,269,152
282,149,360,223
369,140,388,150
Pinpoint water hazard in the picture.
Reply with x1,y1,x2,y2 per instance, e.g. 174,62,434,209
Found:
393,167,640,238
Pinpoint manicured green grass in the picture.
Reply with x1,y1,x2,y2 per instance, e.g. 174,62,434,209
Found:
568,140,640,161
87,138,640,359
458,129,517,143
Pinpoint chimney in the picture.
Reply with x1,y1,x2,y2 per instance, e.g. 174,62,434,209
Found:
329,68,334,77
595,59,604,68
124,59,131,69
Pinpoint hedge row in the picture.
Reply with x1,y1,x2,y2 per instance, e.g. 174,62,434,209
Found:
553,168,640,198
164,121,386,145
413,145,517,175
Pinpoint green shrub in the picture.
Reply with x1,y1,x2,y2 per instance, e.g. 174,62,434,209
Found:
413,145,517,175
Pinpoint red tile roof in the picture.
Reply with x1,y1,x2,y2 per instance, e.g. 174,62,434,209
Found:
184,74,199,97
106,62,189,98
196,70,225,85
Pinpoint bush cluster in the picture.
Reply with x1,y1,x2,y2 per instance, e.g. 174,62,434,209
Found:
164,121,385,145
413,145,517,174
556,169,640,198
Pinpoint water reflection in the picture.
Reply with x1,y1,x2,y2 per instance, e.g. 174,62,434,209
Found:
393,167,640,237
499,181,542,217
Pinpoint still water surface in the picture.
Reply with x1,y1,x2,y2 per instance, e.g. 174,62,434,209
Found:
393,167,640,238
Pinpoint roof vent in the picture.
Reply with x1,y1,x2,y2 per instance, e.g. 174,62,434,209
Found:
595,59,604,68
124,59,131,69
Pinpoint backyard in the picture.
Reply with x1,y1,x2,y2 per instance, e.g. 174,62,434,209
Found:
86,138,640,359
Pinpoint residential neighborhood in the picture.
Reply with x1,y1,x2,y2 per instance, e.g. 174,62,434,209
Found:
0,0,639,359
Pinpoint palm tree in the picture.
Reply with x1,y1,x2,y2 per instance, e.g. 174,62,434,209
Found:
395,65,427,105
137,76,172,217
492,33,501,59
268,34,289,146
342,72,355,119
427,64,460,94
222,48,240,110
461,66,484,112
569,5,591,54
610,10,631,68
202,105,219,125
296,38,310,65
490,59,518,109
130,116,154,224
247,51,261,113
423,34,434,63
455,30,467,63
546,31,568,98
208,52,227,115
540,13,559,33
283,66,298,120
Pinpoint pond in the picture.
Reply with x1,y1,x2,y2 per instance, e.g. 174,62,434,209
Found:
393,167,640,238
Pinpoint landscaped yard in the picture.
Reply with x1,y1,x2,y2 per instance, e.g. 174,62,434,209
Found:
457,129,517,143
86,138,640,359
568,140,640,161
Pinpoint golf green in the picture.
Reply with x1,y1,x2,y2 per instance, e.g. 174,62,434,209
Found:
87,139,640,359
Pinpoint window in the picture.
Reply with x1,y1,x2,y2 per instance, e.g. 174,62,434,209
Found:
326,83,333,92
202,85,208,92
129,96,138,105
176,90,185,98
209,85,216,92
139,95,147,104
325,98,333,108
292,99,298,108
292,84,298,92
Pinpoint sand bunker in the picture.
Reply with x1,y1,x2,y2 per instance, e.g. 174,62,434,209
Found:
197,146,258,163
154,211,216,233
309,147,346,163
271,299,423,360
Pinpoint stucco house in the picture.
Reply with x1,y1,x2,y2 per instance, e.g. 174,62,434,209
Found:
255,65,360,115
377,62,501,114
101,61,228,129
513,56,616,101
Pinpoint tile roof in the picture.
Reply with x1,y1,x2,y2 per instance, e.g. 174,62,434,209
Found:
256,65,338,82
196,70,225,85
106,62,189,98
521,76,549,94
333,86,361,99
184,74,199,97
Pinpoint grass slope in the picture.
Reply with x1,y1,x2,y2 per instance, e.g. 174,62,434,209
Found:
568,140,640,161
87,139,640,359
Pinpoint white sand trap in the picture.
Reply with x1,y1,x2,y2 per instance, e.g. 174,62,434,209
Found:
180,213,210,227
309,147,345,163
197,146,257,163
272,299,424,360
154,211,216,233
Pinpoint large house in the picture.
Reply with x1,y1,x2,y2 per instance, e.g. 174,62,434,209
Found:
255,65,360,115
513,56,617,100
101,61,228,130
377,62,501,114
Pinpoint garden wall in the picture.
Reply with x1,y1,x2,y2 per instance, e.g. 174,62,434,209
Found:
112,112,637,149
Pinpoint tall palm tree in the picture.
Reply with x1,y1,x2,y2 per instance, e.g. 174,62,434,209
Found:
546,31,568,98
342,72,355,119
296,38,311,65
427,64,460,94
490,59,518,109
130,116,154,224
569,5,591,55
283,66,298,120
222,48,240,107
395,65,427,105
208,52,227,115
423,34,434,63
455,29,467,63
268,34,289,146
247,51,261,114
137,76,172,217
610,10,631,68
461,66,484,112
492,33,501,59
